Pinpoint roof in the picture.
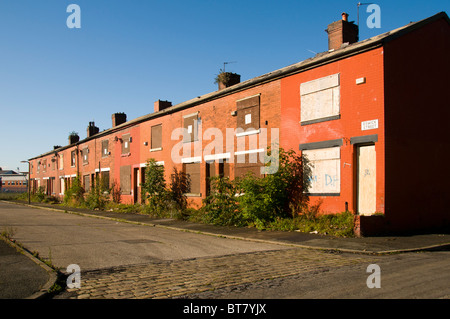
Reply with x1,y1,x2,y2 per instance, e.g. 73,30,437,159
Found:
29,11,449,161
0,170,24,176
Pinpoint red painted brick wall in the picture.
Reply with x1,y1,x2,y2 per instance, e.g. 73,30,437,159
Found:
280,47,385,215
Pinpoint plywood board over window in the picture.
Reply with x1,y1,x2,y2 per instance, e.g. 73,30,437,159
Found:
151,124,162,150
82,148,89,165
183,113,198,143
303,147,340,195
236,95,260,132
300,73,340,124
122,134,131,154
101,171,110,189
59,154,64,170
184,162,201,195
120,165,131,195
102,140,109,157
84,175,90,193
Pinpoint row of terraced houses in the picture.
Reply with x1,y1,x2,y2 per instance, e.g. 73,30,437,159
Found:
29,12,450,235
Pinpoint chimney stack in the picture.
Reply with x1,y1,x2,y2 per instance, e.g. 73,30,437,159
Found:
326,13,359,51
87,121,99,137
216,72,241,91
69,132,80,145
154,100,172,113
112,113,127,127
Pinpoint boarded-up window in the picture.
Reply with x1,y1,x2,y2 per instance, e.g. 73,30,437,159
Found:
237,95,260,131
59,154,64,170
71,151,76,167
120,165,131,195
183,113,198,143
151,124,162,150
184,162,200,195
43,159,47,172
84,175,90,193
302,147,340,195
234,153,263,179
82,148,89,165
300,74,340,124
101,171,110,189
102,140,109,157
122,134,131,154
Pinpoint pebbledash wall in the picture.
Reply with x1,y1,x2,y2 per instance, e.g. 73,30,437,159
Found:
29,12,450,235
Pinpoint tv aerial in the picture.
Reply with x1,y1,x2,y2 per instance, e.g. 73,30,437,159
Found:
222,61,237,72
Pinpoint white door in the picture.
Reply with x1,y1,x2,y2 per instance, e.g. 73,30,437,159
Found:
357,145,376,215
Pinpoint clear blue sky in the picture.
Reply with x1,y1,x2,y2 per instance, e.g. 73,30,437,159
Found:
1,0,449,172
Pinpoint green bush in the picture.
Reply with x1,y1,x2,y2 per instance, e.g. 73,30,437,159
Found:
141,159,169,214
168,167,190,212
140,160,191,218
63,176,85,206
201,176,246,226
85,176,110,210
234,147,312,228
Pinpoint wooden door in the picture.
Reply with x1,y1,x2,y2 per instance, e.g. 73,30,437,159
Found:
357,145,376,215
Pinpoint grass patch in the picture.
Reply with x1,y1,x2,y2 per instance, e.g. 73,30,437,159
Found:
263,211,355,237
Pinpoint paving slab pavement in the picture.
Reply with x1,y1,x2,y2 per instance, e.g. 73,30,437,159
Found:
1,199,449,299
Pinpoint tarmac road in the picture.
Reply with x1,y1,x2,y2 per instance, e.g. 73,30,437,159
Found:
0,201,287,272
1,200,449,300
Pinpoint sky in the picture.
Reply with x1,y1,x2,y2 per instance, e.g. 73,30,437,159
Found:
1,0,449,172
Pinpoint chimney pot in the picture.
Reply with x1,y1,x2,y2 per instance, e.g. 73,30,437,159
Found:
342,12,349,21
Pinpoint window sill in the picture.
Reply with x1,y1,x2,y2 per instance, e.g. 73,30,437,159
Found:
306,193,341,197
236,129,260,137
184,193,202,197
150,147,162,152
121,153,131,157
300,115,340,126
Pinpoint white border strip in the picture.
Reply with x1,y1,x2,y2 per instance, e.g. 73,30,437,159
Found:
204,152,231,162
234,148,265,156
236,93,261,103
139,161,165,167
181,156,202,164
236,129,260,137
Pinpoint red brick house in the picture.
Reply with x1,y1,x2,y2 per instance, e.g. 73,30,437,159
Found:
29,12,450,235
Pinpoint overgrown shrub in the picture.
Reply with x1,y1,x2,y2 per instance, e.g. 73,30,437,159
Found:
201,176,245,226
110,179,121,204
234,147,312,227
63,176,84,206
85,176,110,210
35,186,47,203
141,159,169,214
168,167,190,213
